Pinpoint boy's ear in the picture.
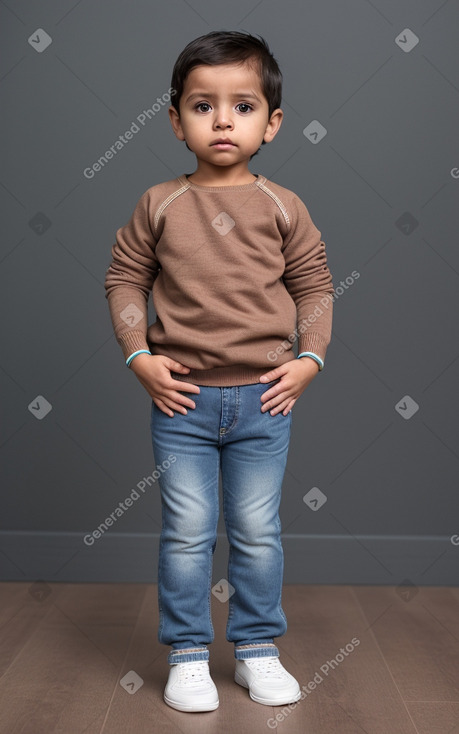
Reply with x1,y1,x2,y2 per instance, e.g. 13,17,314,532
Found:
168,105,185,141
263,107,283,144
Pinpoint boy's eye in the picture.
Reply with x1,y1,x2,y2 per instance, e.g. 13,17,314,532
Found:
193,102,253,113
236,103,252,113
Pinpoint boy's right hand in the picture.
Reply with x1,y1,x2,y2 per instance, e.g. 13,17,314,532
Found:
129,354,200,417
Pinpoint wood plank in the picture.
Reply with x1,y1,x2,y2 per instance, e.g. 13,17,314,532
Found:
406,702,459,734
353,585,459,701
0,583,145,733
0,581,58,679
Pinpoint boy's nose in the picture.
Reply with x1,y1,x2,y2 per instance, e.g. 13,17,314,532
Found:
213,110,233,128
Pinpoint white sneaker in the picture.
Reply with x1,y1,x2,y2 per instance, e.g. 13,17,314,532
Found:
235,656,301,706
164,660,219,712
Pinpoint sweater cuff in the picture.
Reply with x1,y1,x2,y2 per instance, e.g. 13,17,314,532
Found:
298,332,329,363
117,330,151,361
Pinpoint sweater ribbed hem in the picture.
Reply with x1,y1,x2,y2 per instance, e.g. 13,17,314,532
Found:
170,364,285,387
117,330,150,361
298,332,329,363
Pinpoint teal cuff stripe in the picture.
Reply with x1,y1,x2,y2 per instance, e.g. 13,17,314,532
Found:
297,351,324,371
126,349,151,367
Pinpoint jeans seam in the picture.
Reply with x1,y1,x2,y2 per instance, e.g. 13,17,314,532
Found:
157,510,165,643
207,545,214,643
220,385,240,437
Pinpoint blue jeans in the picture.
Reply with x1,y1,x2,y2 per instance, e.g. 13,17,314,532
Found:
150,379,292,665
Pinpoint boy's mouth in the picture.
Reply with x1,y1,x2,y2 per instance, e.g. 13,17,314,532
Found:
211,138,236,149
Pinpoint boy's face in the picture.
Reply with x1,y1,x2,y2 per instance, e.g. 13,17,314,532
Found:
168,61,283,170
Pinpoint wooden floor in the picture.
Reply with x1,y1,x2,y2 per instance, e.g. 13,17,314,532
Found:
0,583,458,733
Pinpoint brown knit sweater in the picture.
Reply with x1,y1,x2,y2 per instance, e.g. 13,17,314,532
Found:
104,174,334,386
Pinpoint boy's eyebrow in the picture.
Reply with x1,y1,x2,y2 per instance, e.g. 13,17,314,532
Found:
185,91,262,103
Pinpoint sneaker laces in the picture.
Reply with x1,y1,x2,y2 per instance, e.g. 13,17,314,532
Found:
242,656,290,680
176,660,210,687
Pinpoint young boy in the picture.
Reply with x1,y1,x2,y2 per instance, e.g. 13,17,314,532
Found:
104,30,334,713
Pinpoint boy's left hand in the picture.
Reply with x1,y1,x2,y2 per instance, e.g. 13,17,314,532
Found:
259,358,320,416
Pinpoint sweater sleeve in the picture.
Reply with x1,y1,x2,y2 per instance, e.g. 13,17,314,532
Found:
281,195,334,364
104,190,160,361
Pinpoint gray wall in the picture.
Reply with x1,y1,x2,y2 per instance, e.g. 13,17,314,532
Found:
1,0,458,587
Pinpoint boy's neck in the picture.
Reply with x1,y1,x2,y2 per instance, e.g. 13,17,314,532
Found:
186,163,257,187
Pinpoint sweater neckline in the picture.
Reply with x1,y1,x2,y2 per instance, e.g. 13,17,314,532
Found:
177,174,266,191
